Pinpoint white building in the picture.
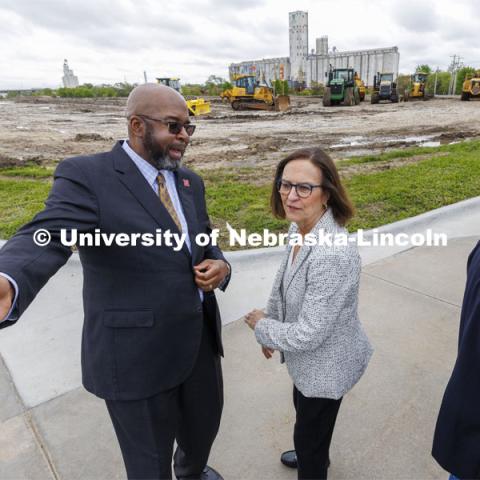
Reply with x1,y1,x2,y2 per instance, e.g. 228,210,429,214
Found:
62,59,79,88
229,11,400,87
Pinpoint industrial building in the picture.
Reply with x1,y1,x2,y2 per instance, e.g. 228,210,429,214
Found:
62,59,79,88
229,11,400,88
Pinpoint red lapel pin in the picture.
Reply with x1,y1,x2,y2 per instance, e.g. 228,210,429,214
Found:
183,179,190,188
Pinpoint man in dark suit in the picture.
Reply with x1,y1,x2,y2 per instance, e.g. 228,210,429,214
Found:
0,84,230,480
432,240,480,479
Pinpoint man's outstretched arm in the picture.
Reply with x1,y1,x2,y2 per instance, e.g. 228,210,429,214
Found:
0,158,99,326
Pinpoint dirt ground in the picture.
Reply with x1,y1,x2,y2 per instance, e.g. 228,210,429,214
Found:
1,96,479,174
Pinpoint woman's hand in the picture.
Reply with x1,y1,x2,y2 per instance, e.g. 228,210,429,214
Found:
262,346,275,359
244,308,265,330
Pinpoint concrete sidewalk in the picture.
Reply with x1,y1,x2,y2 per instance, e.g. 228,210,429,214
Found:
1,200,479,478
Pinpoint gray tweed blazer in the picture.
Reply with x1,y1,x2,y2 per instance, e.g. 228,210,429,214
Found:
255,209,373,399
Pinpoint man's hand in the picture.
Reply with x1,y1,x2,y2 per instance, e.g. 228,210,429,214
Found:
262,346,275,359
193,259,229,292
0,276,14,322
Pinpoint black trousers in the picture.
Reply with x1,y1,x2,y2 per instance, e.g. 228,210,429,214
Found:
105,318,223,480
293,386,342,480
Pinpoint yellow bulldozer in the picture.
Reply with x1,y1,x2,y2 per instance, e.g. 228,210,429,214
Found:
220,74,290,111
461,71,480,101
354,72,366,101
156,78,211,116
403,72,433,101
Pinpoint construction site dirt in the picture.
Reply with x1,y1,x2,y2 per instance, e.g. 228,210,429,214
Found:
1,96,479,179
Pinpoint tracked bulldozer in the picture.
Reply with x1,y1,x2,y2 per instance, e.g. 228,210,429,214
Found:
323,67,360,106
156,78,211,116
220,74,290,112
461,71,480,101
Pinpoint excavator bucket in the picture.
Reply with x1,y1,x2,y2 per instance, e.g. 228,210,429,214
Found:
274,95,291,112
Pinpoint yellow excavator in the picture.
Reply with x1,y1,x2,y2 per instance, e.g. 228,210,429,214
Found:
354,72,366,101
403,72,432,101
461,71,480,101
156,78,211,116
220,74,290,111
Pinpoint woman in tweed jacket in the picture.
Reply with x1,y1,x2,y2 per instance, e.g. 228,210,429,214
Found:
245,147,373,480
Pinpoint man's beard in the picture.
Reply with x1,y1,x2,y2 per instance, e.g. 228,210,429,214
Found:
143,123,183,171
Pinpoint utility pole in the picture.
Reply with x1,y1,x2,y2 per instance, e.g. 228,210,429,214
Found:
434,67,439,96
143,71,148,83
448,55,456,95
448,55,463,95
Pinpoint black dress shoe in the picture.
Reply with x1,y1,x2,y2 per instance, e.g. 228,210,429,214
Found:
280,450,297,468
280,450,331,469
201,465,224,480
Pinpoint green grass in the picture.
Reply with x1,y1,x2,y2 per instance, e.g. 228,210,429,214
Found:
0,178,52,238
346,142,480,231
1,140,479,248
202,172,287,246
0,165,54,178
336,144,449,166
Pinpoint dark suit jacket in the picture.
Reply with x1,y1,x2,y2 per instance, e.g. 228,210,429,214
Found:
432,241,480,479
0,142,229,401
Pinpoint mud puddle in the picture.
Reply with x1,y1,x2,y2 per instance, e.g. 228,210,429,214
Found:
330,131,478,157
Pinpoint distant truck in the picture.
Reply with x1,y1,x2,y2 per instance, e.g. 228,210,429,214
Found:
371,72,399,104
323,67,360,106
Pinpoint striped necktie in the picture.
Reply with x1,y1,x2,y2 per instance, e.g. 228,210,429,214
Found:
157,173,182,232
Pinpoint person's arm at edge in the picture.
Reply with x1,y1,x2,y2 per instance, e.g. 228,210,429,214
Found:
0,158,99,327
0,273,18,324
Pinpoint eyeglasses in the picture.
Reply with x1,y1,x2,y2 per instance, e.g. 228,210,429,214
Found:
136,114,196,136
277,179,323,198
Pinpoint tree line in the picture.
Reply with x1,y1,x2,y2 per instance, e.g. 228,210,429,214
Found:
396,64,479,95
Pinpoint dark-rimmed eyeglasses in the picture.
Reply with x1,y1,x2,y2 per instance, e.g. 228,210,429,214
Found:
277,179,323,198
136,114,196,136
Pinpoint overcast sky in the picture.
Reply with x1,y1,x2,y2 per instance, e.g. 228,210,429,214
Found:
1,0,479,89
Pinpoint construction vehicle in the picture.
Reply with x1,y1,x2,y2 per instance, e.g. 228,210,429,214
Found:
323,67,360,106
371,72,399,103
220,74,290,111
354,72,366,101
156,78,211,116
461,71,480,101
403,72,432,101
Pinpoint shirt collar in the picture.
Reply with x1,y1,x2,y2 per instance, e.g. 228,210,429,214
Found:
122,140,159,188
122,140,178,187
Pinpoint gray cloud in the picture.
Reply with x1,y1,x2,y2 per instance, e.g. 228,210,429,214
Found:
391,0,439,32
0,0,193,50
206,0,266,11
1,0,480,89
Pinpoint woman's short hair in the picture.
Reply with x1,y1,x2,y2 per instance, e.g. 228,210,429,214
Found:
270,147,354,226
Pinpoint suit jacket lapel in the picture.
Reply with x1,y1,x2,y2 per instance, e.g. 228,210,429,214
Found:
276,244,291,300
284,244,312,295
175,170,200,265
283,209,337,295
111,143,190,258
